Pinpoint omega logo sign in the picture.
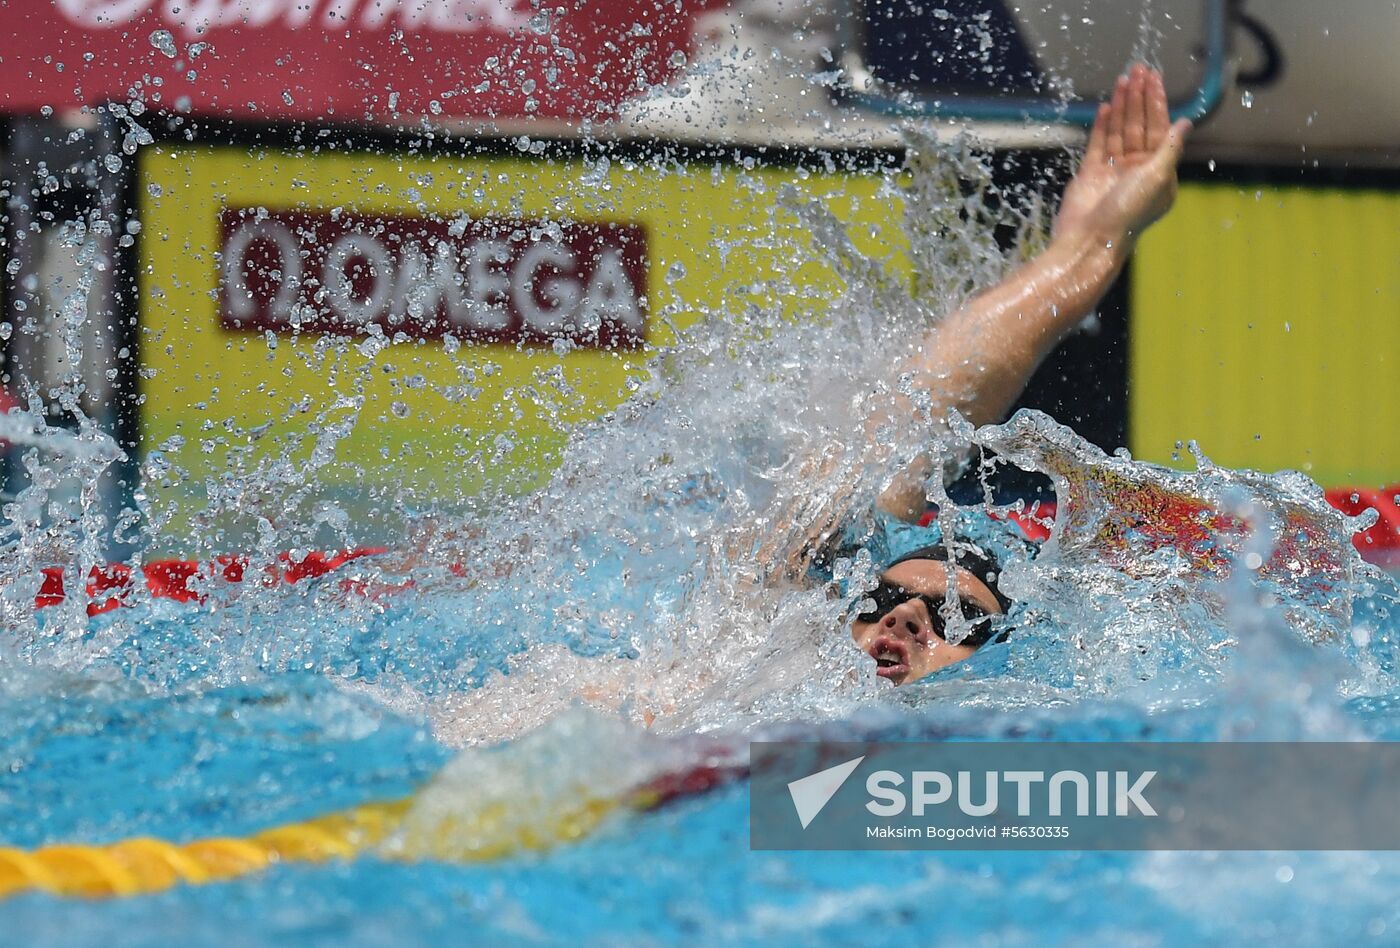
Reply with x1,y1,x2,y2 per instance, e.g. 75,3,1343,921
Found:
218,209,648,350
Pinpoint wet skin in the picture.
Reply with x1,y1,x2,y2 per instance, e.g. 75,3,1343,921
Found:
850,558,1005,686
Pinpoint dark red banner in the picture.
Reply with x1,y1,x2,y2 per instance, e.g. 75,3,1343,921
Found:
2,0,713,122
218,209,649,349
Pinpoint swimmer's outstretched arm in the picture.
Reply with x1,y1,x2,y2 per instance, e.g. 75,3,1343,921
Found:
876,65,1192,520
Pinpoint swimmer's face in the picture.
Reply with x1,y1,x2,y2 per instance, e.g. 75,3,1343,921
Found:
849,558,1004,687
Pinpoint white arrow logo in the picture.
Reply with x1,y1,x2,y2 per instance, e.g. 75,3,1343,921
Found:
787,756,865,829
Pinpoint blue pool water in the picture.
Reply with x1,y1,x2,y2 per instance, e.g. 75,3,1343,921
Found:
3,537,1400,946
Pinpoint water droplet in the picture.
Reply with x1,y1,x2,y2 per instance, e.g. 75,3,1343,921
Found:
149,29,177,58
580,155,611,190
103,154,123,173
1240,90,1254,109
391,401,411,419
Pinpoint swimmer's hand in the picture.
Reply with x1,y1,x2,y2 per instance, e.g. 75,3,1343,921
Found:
868,66,1190,518
1054,64,1192,247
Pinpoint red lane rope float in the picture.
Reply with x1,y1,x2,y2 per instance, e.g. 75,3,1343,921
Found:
919,486,1400,565
1327,485,1400,565
35,547,391,616
33,484,1400,618
916,503,1058,542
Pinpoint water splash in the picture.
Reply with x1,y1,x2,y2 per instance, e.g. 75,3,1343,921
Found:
288,135,1387,758
978,409,1373,650
0,408,124,647
8,133,1388,741
4,133,1397,848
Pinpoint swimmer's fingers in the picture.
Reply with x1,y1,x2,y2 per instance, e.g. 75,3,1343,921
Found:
1153,118,1193,169
1106,74,1127,159
1145,68,1170,150
1085,103,1110,165
1124,64,1148,154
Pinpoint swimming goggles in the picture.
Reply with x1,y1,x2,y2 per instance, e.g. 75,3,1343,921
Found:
854,581,997,648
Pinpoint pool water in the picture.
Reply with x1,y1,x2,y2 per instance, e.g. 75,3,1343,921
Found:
5,596,1400,946
4,421,1399,945
4,141,1400,946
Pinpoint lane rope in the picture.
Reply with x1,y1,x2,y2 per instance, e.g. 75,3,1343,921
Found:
0,764,740,901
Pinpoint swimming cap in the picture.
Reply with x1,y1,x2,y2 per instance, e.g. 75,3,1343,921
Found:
885,539,1013,613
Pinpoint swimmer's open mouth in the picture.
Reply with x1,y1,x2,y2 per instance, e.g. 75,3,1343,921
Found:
869,636,910,681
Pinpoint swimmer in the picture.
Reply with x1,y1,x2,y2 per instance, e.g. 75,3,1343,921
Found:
394,66,1192,737
821,64,1190,685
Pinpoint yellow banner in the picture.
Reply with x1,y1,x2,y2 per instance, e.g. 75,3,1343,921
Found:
137,144,901,543
1131,181,1400,488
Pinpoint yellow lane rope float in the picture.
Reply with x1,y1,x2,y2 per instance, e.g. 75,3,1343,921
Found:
0,762,738,901
0,799,411,901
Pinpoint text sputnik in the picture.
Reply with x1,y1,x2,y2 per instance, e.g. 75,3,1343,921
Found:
865,769,1158,817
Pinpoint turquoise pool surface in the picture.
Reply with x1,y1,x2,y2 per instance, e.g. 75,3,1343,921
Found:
4,560,1400,946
